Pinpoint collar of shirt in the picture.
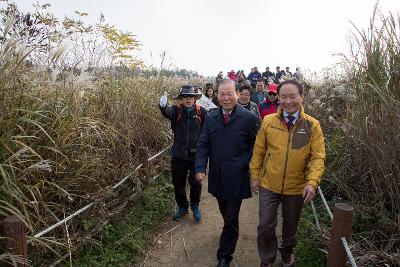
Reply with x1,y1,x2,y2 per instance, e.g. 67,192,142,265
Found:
222,109,231,115
239,102,250,108
185,104,195,113
283,110,300,124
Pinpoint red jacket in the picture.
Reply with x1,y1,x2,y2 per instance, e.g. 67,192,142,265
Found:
258,99,280,119
227,72,237,81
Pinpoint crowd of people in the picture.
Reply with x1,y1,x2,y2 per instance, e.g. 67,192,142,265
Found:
202,66,303,123
217,66,302,88
158,68,325,267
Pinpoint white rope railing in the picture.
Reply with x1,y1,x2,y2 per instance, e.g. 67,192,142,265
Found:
111,146,170,190
34,203,94,239
31,146,170,239
311,186,358,267
317,186,333,220
310,200,320,230
341,237,358,267
148,147,170,162
111,165,142,190
47,169,168,266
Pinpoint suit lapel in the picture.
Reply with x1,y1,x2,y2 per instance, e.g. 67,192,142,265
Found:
227,105,245,125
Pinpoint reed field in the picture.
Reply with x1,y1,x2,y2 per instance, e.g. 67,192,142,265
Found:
0,2,205,265
0,1,399,266
302,6,400,266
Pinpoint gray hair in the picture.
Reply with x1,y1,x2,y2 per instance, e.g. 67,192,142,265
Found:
217,79,236,90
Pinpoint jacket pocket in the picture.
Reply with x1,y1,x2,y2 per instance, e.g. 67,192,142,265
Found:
261,153,270,177
291,127,311,149
263,153,284,191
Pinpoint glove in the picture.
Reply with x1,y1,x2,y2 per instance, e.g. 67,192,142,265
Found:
159,91,168,107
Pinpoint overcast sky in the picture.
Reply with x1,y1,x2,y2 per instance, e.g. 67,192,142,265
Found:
13,0,400,76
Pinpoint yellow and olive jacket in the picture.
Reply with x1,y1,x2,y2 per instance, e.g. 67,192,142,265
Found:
249,107,325,195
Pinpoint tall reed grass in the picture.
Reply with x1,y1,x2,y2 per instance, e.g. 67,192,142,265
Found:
0,2,206,265
303,6,400,266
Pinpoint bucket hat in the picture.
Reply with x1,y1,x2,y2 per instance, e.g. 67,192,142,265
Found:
174,85,202,100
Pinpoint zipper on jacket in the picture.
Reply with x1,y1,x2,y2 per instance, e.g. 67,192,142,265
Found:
280,126,292,195
280,117,303,194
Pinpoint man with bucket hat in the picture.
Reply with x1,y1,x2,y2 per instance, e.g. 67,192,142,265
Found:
159,85,206,221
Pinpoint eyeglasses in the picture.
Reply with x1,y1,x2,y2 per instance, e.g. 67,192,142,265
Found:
268,92,277,96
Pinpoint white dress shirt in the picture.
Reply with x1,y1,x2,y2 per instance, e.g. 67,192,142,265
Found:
283,110,300,124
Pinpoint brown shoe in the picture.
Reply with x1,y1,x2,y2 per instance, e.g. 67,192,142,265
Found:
282,253,296,267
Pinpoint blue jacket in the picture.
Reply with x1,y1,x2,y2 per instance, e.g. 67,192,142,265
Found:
250,91,267,105
195,105,259,200
247,71,261,86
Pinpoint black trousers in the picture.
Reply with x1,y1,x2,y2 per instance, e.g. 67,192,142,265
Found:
171,157,202,209
216,198,243,263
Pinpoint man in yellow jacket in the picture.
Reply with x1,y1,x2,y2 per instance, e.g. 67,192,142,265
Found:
250,80,325,267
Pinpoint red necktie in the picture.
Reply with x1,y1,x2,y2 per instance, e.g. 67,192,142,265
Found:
223,113,230,124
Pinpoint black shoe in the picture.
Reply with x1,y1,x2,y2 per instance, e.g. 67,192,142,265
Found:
282,252,296,267
217,258,230,267
259,262,273,267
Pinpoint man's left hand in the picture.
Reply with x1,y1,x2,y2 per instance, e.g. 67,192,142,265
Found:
302,184,316,203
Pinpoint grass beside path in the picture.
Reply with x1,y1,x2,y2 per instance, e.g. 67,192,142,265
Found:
295,205,326,267
70,174,175,267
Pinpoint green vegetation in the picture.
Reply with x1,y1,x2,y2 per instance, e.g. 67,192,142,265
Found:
294,185,338,266
69,174,175,266
295,205,326,267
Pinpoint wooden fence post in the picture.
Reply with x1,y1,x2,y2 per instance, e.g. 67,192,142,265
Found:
327,203,354,267
139,146,150,185
0,215,28,267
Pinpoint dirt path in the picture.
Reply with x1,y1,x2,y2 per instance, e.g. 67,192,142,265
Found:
141,177,283,267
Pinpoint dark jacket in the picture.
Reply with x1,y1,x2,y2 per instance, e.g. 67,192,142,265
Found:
250,91,267,105
247,71,261,87
275,71,283,81
195,105,259,200
212,96,220,107
293,72,302,79
240,101,261,122
160,104,206,161
262,71,274,80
